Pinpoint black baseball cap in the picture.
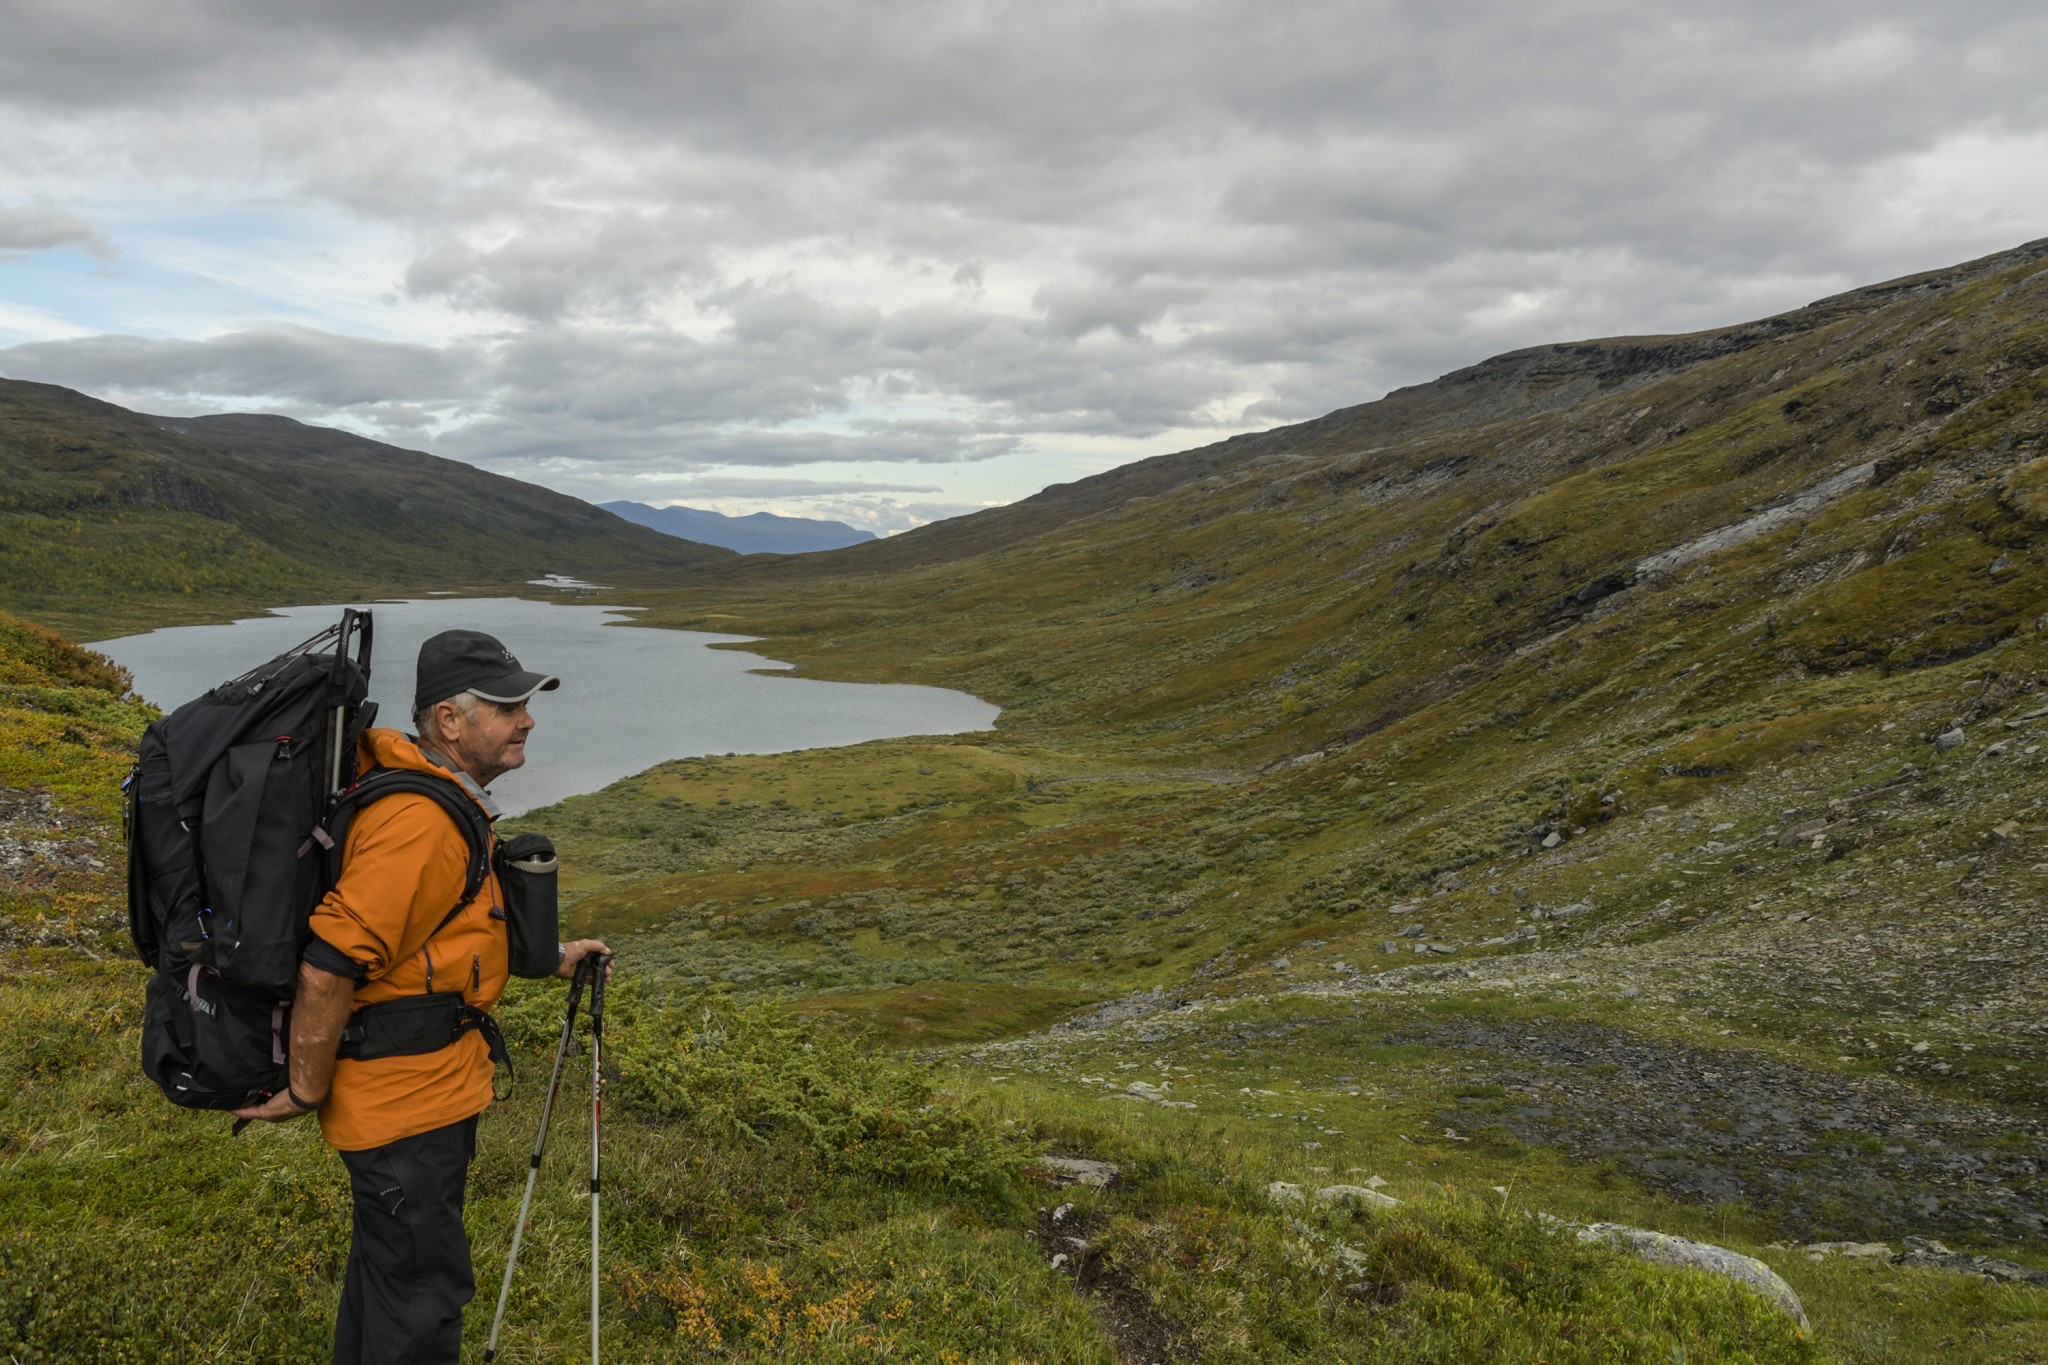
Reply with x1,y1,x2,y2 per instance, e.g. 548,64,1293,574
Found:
414,629,560,716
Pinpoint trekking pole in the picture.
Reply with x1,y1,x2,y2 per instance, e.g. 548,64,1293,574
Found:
587,952,614,1365
484,955,596,1363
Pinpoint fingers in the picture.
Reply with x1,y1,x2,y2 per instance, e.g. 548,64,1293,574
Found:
231,1094,310,1124
555,939,614,980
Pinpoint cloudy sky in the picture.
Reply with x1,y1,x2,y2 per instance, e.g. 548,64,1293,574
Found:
2,2,2044,533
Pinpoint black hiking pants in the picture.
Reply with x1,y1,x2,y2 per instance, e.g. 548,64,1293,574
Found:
333,1115,480,1365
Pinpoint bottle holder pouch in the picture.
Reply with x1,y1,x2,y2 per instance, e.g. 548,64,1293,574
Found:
495,832,561,979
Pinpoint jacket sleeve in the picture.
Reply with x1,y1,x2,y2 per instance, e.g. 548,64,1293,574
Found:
308,793,472,982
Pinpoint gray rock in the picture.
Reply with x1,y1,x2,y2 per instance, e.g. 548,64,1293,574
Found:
1893,1236,2048,1284
1317,1184,1399,1210
1266,1181,1305,1205
1333,1241,1371,1273
1804,1241,1891,1261
1935,728,1966,752
1577,1223,1808,1327
1980,742,2010,759
1776,819,1833,847
1118,1080,1186,1106
1541,831,1563,849
1052,986,1172,1033
1634,462,1874,580
1038,1157,1121,1188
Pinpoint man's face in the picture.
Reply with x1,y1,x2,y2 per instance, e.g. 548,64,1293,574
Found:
431,695,536,786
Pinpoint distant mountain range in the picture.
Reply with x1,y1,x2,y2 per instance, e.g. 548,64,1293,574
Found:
601,500,877,554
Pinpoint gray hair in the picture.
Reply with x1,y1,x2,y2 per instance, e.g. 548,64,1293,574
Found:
413,689,482,735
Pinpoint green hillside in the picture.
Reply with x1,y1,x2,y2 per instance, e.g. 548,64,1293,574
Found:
0,379,732,636
536,239,2048,1357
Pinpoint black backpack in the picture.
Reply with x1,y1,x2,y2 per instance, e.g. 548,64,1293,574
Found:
127,610,495,1113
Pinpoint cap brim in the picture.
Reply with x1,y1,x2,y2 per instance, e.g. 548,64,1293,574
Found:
470,672,560,704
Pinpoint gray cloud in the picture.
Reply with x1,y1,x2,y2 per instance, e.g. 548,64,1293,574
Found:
1,0,2045,513
0,326,475,408
0,202,109,256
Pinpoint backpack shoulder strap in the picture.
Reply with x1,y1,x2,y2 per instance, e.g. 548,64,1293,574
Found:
329,767,494,941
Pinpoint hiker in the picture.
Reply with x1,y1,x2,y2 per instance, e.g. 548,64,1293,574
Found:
232,628,610,1364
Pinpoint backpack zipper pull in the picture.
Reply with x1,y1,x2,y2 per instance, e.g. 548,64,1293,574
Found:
471,953,481,993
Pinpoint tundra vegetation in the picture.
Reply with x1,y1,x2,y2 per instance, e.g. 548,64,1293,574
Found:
6,241,2048,1359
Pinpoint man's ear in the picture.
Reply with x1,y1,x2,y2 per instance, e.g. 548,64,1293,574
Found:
425,700,457,745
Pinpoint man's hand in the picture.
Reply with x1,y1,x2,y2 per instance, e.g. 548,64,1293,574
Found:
231,1089,319,1124
232,959,356,1126
557,938,612,980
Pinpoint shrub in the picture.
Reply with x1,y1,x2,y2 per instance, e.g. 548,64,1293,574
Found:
522,984,1030,1200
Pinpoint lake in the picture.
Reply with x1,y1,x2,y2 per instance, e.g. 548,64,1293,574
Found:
91,597,998,815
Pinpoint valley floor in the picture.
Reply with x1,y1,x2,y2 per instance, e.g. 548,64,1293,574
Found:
497,652,2048,1361
8,587,2048,1360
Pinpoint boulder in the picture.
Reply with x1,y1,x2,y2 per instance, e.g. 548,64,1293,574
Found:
1577,1223,1807,1327
1317,1184,1399,1210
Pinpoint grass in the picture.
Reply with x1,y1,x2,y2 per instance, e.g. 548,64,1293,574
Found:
0,954,1840,1363
0,612,1860,1361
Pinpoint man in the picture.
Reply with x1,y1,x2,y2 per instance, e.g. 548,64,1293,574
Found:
235,628,609,1364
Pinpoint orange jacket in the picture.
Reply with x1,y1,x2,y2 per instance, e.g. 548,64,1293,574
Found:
310,728,511,1151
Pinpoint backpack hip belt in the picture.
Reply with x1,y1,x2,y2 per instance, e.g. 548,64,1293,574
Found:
337,989,509,1069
